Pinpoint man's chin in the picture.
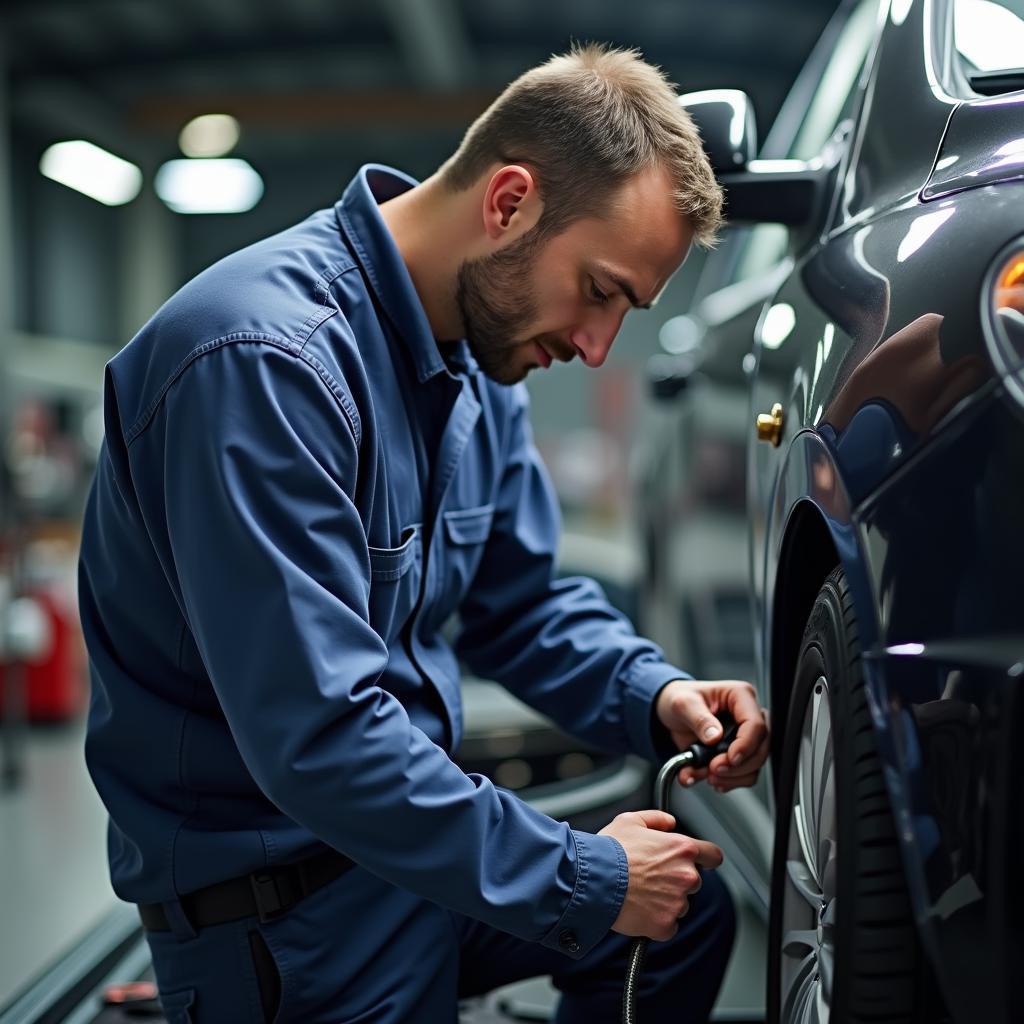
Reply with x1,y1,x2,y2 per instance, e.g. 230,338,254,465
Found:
483,362,529,386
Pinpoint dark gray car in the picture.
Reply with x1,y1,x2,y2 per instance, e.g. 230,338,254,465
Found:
644,1,1024,1022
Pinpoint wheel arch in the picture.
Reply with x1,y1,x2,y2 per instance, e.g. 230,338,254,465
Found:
764,431,880,791
768,500,838,787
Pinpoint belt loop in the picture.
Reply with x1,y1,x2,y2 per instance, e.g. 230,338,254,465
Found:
162,898,198,941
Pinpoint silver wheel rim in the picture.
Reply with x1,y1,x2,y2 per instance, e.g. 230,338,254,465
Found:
779,673,837,1024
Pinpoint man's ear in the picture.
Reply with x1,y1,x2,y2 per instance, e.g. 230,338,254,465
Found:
481,165,542,242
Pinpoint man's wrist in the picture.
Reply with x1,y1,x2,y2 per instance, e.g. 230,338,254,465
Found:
654,678,688,729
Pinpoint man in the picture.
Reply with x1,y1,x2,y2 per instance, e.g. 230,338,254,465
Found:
79,43,769,1023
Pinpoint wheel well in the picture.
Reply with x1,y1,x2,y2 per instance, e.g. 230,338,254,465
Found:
769,501,839,789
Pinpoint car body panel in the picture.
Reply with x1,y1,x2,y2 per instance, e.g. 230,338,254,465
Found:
923,90,1024,201
748,3,1024,1020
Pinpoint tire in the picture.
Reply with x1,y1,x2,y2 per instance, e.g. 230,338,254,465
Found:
767,566,920,1024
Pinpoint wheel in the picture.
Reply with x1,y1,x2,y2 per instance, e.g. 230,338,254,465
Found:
767,566,920,1024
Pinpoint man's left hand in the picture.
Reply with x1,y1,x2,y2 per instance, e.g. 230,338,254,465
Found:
655,680,770,793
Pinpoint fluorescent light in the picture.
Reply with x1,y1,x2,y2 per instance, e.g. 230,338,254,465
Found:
179,113,241,158
155,158,264,214
39,140,142,206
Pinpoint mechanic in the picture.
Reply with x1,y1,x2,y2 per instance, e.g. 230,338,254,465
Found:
79,43,769,1023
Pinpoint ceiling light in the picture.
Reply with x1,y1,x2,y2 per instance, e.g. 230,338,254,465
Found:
178,114,241,158
154,158,264,214
39,140,142,206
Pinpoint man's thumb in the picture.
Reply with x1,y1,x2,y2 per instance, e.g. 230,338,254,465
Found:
633,810,676,831
677,691,722,743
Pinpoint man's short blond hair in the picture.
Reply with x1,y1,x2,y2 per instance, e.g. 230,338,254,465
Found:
440,43,723,248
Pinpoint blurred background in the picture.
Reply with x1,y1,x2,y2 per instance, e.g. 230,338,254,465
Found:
0,0,841,1016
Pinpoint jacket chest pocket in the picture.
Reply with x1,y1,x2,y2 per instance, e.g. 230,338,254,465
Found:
436,504,494,621
367,525,422,644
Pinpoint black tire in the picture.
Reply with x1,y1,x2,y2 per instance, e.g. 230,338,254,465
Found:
767,566,920,1023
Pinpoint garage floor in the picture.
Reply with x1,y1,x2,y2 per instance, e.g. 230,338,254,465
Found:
0,720,766,1021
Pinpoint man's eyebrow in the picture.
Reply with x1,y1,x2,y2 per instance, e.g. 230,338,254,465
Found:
598,267,653,309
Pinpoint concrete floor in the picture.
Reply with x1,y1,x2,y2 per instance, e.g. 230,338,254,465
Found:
0,718,118,1009
0,717,765,1020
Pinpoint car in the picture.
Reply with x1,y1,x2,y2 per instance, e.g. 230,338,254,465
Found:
650,1,1024,1022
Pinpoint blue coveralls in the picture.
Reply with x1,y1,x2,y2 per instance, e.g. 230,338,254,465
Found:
79,165,735,1023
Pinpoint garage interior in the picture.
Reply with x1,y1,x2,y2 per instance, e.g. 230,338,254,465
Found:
0,1,844,1020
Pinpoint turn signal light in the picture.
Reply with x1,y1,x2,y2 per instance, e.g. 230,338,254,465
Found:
985,243,1024,407
996,255,1024,310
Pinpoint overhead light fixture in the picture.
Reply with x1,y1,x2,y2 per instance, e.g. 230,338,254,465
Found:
154,158,264,214
39,140,142,206
178,113,241,158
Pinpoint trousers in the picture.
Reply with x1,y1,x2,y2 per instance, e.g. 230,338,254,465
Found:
145,861,736,1023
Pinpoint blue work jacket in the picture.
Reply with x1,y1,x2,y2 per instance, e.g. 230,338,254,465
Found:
79,165,688,960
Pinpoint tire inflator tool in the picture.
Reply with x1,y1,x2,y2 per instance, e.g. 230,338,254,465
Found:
623,713,740,1024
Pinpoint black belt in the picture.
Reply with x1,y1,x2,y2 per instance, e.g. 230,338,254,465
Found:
138,848,354,932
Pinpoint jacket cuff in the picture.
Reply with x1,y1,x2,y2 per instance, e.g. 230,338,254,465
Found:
540,831,628,960
622,657,693,762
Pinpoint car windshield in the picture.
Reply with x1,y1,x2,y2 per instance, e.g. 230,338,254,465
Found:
955,0,1024,73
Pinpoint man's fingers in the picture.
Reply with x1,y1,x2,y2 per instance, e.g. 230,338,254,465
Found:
712,731,769,775
709,733,770,790
676,767,709,787
725,691,768,766
673,688,724,743
693,839,724,869
711,772,760,792
632,809,677,831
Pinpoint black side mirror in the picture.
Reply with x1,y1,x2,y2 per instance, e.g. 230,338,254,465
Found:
678,89,757,174
680,87,825,227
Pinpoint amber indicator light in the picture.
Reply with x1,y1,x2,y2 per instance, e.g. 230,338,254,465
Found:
996,253,1024,312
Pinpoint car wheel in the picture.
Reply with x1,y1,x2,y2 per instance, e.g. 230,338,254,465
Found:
767,566,920,1023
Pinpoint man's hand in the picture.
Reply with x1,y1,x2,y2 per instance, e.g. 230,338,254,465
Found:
599,810,723,940
655,679,769,792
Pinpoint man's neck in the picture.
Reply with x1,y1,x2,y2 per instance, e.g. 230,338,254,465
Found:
379,174,470,343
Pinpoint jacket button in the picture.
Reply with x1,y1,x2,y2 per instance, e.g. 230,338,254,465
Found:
558,929,580,953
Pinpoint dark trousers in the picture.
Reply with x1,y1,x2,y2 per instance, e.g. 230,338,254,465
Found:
145,863,736,1023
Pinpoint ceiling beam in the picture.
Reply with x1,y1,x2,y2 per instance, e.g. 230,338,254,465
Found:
380,0,476,90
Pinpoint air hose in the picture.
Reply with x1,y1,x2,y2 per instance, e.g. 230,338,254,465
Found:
622,715,739,1024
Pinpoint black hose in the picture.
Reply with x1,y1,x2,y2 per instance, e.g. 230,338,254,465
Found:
623,936,648,1023
621,714,739,1023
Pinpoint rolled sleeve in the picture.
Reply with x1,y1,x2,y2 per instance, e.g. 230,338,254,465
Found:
540,831,629,960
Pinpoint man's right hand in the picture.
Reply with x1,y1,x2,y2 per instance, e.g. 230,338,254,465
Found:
598,810,723,941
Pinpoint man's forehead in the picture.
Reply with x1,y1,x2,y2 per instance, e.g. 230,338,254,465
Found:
576,206,692,287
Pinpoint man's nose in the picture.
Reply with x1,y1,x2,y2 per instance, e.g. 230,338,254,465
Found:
570,313,622,369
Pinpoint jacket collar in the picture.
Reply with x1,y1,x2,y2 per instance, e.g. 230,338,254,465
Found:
334,164,453,383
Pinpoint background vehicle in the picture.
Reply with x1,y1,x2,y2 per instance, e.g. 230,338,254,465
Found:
644,1,1024,1021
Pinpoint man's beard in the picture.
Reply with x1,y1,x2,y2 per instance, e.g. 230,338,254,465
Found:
455,231,563,385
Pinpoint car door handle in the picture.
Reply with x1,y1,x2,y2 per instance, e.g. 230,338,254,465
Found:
756,403,784,446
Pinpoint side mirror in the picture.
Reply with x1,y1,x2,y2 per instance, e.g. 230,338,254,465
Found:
678,89,757,174
680,88,826,227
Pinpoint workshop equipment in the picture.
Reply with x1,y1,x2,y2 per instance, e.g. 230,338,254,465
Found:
623,714,739,1024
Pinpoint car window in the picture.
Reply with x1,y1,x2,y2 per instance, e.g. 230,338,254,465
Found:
954,0,1024,73
731,0,879,284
